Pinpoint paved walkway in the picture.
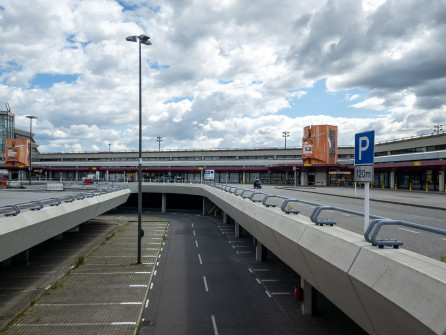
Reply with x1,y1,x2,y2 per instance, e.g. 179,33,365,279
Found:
3,217,167,335
272,185,446,210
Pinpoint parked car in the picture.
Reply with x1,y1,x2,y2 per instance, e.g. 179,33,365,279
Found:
159,175,173,183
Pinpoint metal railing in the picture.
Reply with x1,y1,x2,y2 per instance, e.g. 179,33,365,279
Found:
0,185,129,217
205,182,446,249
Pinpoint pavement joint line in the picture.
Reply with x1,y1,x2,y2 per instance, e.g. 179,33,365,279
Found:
238,251,254,254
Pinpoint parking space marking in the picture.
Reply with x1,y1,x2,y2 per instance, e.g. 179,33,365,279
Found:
195,240,199,248
198,254,202,264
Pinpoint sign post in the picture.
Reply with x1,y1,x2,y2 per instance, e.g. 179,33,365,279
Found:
354,131,375,233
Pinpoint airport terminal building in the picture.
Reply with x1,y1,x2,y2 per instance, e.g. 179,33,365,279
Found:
1,129,446,192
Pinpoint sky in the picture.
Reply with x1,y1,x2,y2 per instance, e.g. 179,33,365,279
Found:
0,0,445,153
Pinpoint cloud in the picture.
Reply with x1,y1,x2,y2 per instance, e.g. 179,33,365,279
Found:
0,0,445,153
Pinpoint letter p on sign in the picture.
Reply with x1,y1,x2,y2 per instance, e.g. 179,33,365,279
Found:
355,131,375,165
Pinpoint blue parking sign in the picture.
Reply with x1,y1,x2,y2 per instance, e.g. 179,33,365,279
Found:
355,131,375,165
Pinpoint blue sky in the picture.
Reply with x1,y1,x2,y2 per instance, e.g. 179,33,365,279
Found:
0,0,444,152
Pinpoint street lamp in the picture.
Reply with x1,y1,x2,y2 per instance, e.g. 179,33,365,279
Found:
108,143,111,152
157,136,163,152
434,124,443,134
282,130,289,149
126,34,152,265
26,115,37,185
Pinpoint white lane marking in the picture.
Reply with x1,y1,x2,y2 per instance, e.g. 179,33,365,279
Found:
211,315,219,335
442,238,446,241
198,254,202,265
130,285,148,287
271,292,292,295
193,231,196,236
142,262,154,265
261,279,281,282
192,223,194,227
256,278,261,284
45,285,51,290
37,302,142,306
265,291,272,298
342,213,351,217
248,268,253,273
157,261,159,266
251,269,271,272
195,240,199,248
154,270,157,276
203,276,209,292
228,241,245,243
145,299,149,308
150,283,154,289
398,228,419,234
19,322,137,326
238,251,254,254
232,245,250,248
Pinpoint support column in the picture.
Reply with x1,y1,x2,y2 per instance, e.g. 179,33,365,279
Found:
243,171,246,184
301,172,308,186
75,170,79,182
235,221,240,237
390,171,395,189
162,193,167,213
223,212,228,224
301,278,316,316
439,170,445,192
255,240,267,261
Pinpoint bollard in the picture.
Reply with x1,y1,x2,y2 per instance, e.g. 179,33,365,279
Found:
395,183,397,190
410,183,412,191
382,182,384,190
426,184,428,192
294,286,303,301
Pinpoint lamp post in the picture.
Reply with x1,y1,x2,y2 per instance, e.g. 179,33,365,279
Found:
126,34,152,265
108,143,111,152
157,136,163,152
26,115,37,185
434,124,443,134
282,130,289,149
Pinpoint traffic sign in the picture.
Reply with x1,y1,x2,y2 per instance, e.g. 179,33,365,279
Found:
354,165,374,183
355,131,375,165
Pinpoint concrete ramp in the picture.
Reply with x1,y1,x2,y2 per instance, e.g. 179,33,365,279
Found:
137,183,446,335
0,189,130,263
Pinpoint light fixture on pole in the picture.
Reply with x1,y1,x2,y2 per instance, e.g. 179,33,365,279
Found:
26,116,37,185
434,124,443,134
282,130,289,149
108,143,111,152
126,34,152,265
157,136,163,152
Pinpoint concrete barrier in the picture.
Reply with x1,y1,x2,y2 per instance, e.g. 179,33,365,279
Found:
135,183,446,335
0,189,131,263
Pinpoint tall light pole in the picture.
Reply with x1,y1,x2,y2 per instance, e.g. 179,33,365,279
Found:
434,124,443,134
26,116,37,185
126,34,152,264
157,136,163,152
108,143,111,152
282,130,289,149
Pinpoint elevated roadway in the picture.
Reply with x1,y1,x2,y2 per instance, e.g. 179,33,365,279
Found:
133,182,446,335
0,186,131,263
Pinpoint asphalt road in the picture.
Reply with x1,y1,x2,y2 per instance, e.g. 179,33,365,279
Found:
140,211,366,335
261,185,446,261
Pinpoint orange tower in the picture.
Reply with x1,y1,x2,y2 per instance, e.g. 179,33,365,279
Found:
302,125,338,164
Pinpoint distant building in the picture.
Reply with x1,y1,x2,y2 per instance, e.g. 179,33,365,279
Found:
0,104,39,154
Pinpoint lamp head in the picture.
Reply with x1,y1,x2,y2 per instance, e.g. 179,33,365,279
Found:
126,35,138,42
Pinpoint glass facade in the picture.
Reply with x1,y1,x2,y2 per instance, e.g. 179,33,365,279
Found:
0,111,15,153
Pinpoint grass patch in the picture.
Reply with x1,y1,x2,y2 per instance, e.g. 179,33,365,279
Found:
440,255,446,263
74,256,84,269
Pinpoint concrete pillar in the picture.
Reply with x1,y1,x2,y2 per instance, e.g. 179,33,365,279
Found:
223,212,228,224
243,171,246,184
202,197,213,215
301,172,308,186
75,170,79,182
235,221,240,237
255,240,267,261
439,170,445,192
390,171,395,189
301,277,316,316
162,193,167,213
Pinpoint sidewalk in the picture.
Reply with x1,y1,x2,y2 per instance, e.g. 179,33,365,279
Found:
275,186,446,210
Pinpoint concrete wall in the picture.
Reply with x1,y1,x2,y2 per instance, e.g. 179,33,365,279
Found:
136,183,446,335
0,189,131,263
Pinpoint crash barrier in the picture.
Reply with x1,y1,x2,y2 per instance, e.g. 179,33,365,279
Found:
206,182,446,250
0,185,129,217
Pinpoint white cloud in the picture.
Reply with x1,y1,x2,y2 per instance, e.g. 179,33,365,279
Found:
0,0,445,153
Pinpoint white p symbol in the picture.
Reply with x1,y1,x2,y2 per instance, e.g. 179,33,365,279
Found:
359,136,369,161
